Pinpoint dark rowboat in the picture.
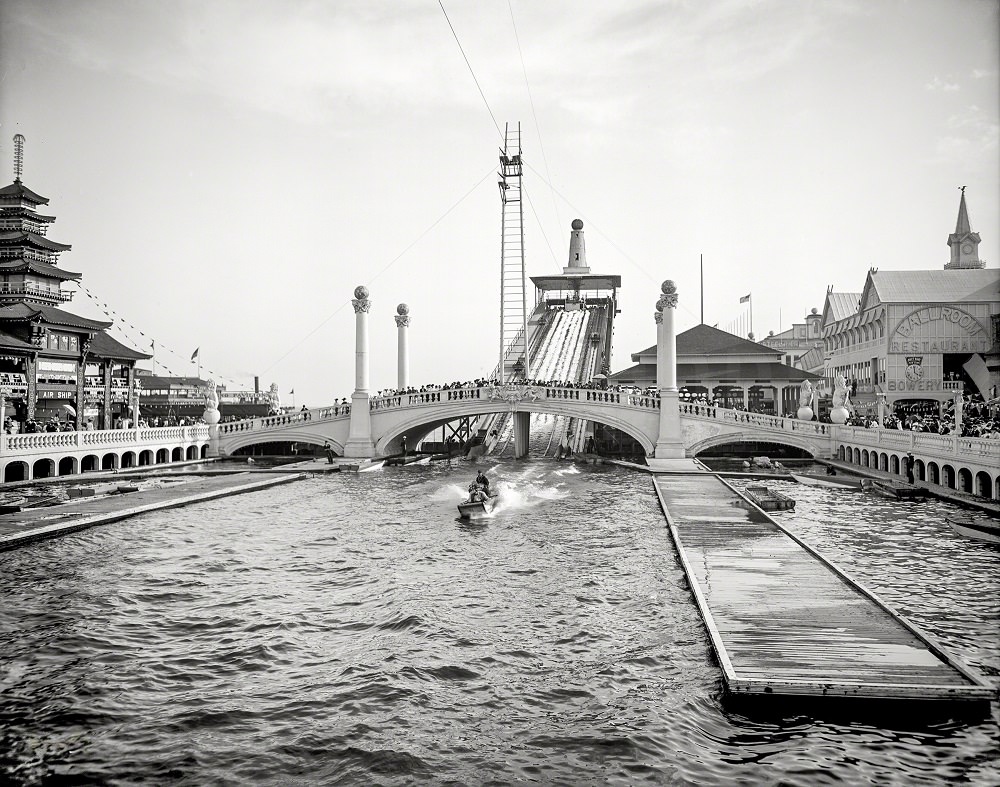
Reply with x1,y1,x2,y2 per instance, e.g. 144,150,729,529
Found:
744,485,795,512
791,473,862,490
867,479,927,500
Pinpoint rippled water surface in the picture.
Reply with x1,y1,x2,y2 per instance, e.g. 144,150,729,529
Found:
1,461,998,785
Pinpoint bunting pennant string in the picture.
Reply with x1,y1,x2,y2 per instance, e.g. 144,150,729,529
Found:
72,283,246,388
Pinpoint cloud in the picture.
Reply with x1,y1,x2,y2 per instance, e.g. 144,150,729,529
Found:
926,76,960,92
930,104,999,161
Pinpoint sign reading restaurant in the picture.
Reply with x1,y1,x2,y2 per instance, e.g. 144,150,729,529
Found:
888,305,988,354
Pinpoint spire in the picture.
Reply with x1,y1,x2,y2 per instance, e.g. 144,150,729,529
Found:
955,185,971,234
946,186,984,269
13,134,24,182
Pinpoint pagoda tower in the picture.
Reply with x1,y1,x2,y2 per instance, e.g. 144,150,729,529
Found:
0,135,83,304
0,134,148,431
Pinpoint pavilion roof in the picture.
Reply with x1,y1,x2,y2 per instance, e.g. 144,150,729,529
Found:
0,302,111,330
631,323,780,361
87,331,152,361
0,180,49,206
0,257,81,280
0,231,71,253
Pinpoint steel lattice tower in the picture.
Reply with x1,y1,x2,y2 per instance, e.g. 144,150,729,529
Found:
498,123,529,381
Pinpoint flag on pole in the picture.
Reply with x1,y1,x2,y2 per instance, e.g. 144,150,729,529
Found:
290,388,295,395
191,347,200,361
739,293,751,303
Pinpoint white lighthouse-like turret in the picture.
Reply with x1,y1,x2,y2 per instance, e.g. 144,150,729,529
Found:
563,218,591,274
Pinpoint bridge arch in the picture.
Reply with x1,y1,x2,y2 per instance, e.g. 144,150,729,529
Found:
686,432,819,458
223,432,346,457
373,402,657,458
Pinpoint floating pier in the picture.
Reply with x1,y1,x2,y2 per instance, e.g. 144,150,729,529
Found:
653,474,994,710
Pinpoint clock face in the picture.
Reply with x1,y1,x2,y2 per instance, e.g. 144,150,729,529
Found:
905,364,923,381
961,243,973,254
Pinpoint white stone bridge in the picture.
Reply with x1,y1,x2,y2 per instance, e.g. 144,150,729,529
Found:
215,385,836,460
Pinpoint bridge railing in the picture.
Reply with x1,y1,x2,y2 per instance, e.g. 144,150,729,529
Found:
365,385,662,412
833,423,1000,460
679,403,833,437
217,405,351,436
1,425,211,456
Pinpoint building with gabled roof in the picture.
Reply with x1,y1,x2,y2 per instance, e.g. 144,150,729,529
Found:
611,323,822,414
0,135,150,430
821,189,998,416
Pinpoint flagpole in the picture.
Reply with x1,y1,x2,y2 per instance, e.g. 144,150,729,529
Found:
700,254,704,325
749,294,753,339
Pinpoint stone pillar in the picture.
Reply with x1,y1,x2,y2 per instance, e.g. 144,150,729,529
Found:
395,304,410,390
654,280,686,462
133,378,142,442
742,385,750,411
26,356,37,420
876,391,886,427
954,390,964,435
513,411,530,459
345,286,375,458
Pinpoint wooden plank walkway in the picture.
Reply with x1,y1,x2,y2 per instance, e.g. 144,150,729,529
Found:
0,472,306,552
653,474,994,707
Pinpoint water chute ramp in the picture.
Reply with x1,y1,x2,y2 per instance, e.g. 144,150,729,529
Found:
653,474,994,713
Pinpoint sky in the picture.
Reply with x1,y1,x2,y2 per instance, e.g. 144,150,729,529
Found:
1,0,997,406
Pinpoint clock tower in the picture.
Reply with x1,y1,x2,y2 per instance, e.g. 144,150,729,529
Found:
945,187,984,269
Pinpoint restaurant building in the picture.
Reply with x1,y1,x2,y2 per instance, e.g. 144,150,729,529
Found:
0,136,150,430
820,190,998,415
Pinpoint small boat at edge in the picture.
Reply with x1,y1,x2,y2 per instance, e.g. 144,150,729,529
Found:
946,517,1000,544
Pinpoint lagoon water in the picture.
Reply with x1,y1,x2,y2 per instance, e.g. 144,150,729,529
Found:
1,461,998,784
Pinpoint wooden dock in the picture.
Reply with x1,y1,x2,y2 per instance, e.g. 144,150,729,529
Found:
0,472,306,552
653,474,994,708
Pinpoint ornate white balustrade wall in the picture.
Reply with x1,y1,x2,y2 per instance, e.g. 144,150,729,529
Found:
1,425,212,480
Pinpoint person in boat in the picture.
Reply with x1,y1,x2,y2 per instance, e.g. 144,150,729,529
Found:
475,471,490,493
826,465,837,475
468,482,485,503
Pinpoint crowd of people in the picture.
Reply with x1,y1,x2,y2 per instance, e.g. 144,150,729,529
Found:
3,414,206,434
841,393,998,438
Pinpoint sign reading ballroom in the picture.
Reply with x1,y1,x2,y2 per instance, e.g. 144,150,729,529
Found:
888,305,988,354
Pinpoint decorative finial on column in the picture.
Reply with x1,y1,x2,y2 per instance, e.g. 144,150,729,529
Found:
352,285,371,313
660,280,678,309
395,303,410,327
13,134,25,182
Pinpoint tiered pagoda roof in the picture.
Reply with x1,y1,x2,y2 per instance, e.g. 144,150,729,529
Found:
0,179,50,206
0,230,72,253
0,302,111,330
0,257,81,280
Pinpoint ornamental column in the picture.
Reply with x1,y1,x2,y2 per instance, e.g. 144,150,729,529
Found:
395,304,410,390
654,280,686,461
345,285,375,458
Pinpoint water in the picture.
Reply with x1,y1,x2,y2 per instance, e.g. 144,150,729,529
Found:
1,461,998,785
